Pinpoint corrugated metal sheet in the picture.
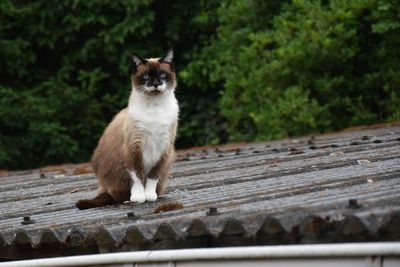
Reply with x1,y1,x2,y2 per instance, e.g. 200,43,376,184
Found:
1,125,400,259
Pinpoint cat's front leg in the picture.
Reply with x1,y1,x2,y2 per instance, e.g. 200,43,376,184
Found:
124,142,146,203
129,171,146,203
145,151,171,202
144,178,158,201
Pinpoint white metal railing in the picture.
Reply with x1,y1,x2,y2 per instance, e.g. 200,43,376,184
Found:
1,242,400,267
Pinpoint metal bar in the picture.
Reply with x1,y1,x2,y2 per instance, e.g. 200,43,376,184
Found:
1,243,400,267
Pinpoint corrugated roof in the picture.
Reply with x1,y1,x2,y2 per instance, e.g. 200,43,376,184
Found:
1,125,400,259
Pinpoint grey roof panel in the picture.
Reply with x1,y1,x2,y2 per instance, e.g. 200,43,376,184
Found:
1,125,400,259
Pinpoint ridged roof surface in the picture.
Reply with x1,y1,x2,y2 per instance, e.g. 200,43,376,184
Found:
1,125,400,259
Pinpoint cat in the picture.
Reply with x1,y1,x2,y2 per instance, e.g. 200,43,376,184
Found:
76,49,179,209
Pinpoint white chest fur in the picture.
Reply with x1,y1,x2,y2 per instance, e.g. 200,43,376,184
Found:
128,90,179,175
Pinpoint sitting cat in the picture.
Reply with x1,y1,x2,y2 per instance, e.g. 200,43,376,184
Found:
76,49,178,209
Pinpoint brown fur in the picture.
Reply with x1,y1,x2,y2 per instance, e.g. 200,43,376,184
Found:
76,51,177,210
76,107,176,209
75,192,116,210
133,60,176,88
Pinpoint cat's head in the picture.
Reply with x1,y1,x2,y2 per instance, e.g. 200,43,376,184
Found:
131,49,176,96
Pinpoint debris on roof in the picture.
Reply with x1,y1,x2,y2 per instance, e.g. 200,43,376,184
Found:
1,125,400,259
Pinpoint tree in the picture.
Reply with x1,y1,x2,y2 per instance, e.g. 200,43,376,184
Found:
189,0,400,141
1,0,399,169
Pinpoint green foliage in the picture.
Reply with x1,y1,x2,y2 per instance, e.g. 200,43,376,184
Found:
1,0,399,169
0,0,220,169
188,0,400,142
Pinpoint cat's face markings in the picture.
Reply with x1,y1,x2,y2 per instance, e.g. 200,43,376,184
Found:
131,49,176,96
140,65,170,87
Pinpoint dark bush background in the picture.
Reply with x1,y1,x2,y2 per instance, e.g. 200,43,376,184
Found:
1,0,399,169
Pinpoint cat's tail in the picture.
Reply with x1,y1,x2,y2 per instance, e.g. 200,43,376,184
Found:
75,192,116,210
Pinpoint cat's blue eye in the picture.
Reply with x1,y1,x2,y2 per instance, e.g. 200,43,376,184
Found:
143,73,149,80
160,72,167,79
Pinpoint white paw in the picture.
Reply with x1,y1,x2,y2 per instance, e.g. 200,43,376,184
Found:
145,191,158,202
129,171,145,203
144,178,158,202
130,191,146,203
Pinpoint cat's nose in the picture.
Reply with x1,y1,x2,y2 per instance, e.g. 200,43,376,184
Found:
153,82,159,88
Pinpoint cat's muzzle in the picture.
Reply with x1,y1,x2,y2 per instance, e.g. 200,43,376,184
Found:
144,88,164,96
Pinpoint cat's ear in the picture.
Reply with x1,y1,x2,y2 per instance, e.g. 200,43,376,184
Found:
131,53,147,69
160,48,174,64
